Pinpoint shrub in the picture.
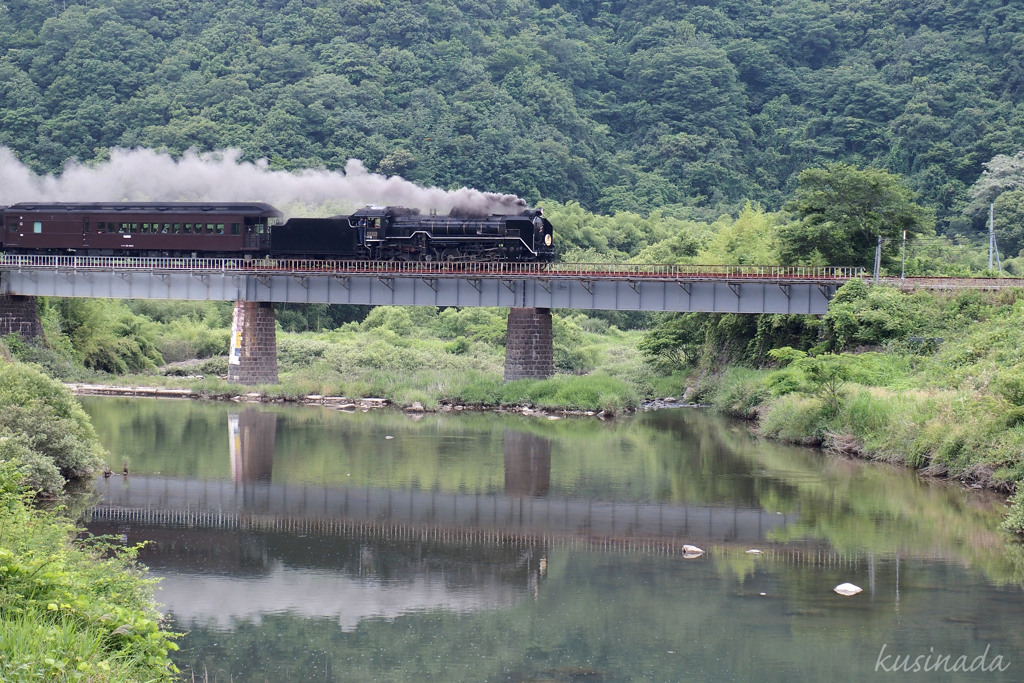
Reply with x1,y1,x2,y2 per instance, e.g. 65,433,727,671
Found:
0,362,107,490
707,367,770,419
0,431,63,496
1003,489,1024,535
0,461,179,679
444,336,471,355
760,395,825,445
155,318,229,362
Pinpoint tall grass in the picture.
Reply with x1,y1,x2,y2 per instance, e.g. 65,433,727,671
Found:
0,462,179,681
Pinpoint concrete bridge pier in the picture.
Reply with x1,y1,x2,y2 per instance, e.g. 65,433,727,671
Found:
227,301,279,385
504,307,553,381
0,294,42,338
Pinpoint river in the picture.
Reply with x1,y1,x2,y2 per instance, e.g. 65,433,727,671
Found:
80,397,1024,682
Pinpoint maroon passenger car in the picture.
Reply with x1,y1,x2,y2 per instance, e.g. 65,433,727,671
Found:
0,202,283,257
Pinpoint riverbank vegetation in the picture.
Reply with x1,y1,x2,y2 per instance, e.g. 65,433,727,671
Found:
0,361,179,680
657,280,1024,532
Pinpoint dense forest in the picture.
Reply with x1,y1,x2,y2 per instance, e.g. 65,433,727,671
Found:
1,0,1022,239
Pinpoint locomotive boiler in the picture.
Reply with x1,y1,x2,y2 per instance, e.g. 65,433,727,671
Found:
0,202,555,261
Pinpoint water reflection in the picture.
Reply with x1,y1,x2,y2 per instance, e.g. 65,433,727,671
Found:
503,429,551,497
78,398,1024,682
92,406,794,549
228,408,275,483
87,522,544,632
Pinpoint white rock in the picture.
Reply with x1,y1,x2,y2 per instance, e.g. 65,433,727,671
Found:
682,544,704,555
834,583,862,596
746,549,763,554
384,435,394,440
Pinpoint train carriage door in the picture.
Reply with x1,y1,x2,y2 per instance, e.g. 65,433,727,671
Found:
82,217,90,248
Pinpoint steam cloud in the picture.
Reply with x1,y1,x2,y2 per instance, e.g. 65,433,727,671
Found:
0,147,528,216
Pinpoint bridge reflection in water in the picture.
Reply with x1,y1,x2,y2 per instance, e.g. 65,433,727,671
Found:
91,414,794,551
85,409,810,630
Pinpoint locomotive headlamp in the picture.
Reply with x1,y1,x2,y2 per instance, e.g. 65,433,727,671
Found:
544,234,552,246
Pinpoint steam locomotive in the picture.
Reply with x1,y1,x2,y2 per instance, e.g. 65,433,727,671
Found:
0,202,555,261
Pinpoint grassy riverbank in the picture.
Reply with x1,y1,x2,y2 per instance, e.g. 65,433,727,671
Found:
688,281,1024,532
12,304,680,415
0,361,179,681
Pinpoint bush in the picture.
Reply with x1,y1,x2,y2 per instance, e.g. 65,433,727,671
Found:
444,336,470,355
0,362,107,490
155,318,229,362
1002,489,1024,535
0,461,179,679
0,432,63,497
707,367,770,419
760,394,825,445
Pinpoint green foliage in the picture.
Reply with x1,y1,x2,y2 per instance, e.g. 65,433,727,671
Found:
0,461,179,680
443,336,470,355
44,299,163,374
0,432,62,498
778,163,934,268
704,367,771,419
995,367,1024,407
823,280,937,350
638,313,705,372
766,347,806,367
0,362,107,492
694,202,781,265
552,313,599,373
794,354,850,418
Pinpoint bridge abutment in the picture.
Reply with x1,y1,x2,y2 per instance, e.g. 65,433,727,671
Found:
0,295,42,338
227,301,279,385
504,307,553,381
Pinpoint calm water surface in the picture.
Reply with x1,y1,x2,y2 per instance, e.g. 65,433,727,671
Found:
80,397,1024,682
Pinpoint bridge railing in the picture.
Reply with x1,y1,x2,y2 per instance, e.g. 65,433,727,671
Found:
0,254,866,281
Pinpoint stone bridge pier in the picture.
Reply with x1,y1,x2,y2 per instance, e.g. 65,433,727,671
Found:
225,303,554,385
504,307,553,381
227,301,278,385
0,294,43,338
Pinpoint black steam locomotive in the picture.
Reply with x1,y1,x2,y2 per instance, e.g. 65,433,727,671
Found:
0,202,555,261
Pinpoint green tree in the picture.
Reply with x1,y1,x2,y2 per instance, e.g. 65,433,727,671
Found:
778,163,934,268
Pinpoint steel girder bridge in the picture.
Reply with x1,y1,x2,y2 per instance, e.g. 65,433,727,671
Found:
0,256,862,314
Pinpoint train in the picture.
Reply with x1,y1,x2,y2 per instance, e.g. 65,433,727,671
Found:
0,202,555,262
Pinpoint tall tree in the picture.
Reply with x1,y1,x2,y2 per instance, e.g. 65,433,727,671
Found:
777,163,934,269
966,151,1024,215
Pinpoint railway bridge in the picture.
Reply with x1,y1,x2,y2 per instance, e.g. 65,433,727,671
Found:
1,256,862,382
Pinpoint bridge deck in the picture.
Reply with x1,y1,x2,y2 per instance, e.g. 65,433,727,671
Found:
1,256,857,313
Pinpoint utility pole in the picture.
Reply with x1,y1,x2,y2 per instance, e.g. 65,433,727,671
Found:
989,201,995,271
901,230,906,279
989,201,1003,275
873,235,882,283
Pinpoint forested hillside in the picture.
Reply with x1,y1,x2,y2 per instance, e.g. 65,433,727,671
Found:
1,0,1022,236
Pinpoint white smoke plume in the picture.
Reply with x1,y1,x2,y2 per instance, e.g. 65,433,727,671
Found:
0,147,528,216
